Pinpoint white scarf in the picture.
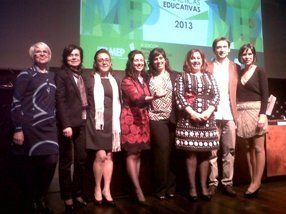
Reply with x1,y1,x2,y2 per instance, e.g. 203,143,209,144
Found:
93,72,121,152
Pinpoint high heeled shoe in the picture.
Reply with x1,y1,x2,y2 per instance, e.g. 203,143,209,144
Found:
244,186,262,198
155,194,166,200
133,190,149,206
93,193,103,206
136,200,150,207
93,198,103,206
34,199,52,214
74,197,87,208
64,204,75,214
167,193,175,198
102,194,116,207
201,194,212,201
188,194,198,202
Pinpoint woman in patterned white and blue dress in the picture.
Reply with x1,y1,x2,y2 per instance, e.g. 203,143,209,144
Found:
174,49,220,201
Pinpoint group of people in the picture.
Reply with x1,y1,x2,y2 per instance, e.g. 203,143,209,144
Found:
10,37,268,214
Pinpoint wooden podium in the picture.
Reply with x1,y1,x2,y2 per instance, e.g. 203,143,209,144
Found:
266,122,286,177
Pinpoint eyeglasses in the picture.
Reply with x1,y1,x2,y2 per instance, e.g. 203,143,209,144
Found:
97,58,110,63
34,50,49,55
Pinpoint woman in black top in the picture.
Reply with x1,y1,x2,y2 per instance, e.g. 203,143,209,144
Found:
236,43,269,198
86,49,121,206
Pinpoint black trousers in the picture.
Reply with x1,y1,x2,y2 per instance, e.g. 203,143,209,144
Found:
150,120,176,197
58,126,87,200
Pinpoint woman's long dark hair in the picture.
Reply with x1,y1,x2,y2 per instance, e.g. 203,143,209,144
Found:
61,44,83,70
125,50,148,81
148,48,172,76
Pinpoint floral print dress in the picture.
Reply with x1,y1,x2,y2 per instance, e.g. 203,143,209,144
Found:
174,72,220,151
120,76,151,153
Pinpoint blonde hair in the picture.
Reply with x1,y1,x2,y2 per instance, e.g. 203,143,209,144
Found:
29,42,52,62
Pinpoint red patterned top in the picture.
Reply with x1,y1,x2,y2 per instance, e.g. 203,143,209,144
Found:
120,76,151,152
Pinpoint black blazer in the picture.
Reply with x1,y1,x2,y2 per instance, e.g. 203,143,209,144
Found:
55,68,93,129
169,70,179,124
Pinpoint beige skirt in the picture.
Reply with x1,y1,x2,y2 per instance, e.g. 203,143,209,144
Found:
237,101,268,138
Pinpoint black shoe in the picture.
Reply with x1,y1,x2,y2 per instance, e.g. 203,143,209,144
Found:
137,200,150,207
222,185,237,197
103,195,116,207
34,199,53,214
64,204,75,214
244,186,261,198
166,193,175,198
93,198,103,206
188,195,198,202
104,200,116,207
208,185,217,196
74,198,87,208
155,195,166,200
201,194,212,201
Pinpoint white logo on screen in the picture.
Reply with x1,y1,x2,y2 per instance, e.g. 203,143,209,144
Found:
98,47,125,57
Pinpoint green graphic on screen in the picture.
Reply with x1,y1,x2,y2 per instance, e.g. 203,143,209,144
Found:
80,0,263,70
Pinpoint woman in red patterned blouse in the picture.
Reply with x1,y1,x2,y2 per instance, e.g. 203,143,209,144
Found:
120,50,162,205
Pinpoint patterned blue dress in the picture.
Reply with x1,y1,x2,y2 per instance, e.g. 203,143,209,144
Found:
11,66,58,156
174,72,220,151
